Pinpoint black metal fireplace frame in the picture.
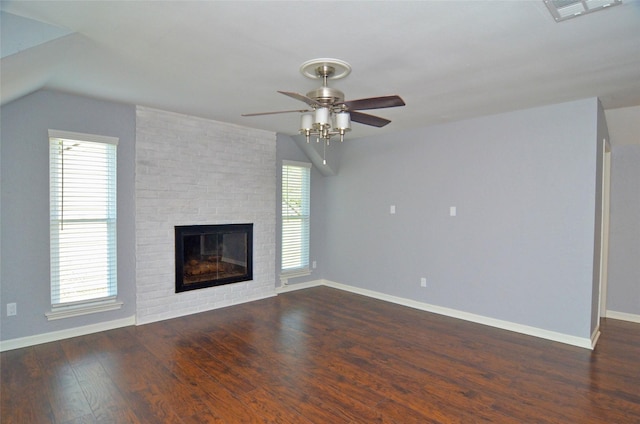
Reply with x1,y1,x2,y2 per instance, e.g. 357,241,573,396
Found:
175,223,253,293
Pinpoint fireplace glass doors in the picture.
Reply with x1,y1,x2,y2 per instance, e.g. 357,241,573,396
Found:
175,224,253,293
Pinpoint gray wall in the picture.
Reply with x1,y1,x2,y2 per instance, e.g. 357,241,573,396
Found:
607,144,640,315
3,89,633,345
275,133,327,285
1,90,136,341
323,98,601,339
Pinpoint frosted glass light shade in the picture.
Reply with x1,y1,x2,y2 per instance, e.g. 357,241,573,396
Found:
315,108,330,125
335,112,351,130
300,113,313,131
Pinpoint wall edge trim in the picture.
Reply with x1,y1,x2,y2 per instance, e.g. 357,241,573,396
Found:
4,280,611,352
606,310,640,323
278,279,595,349
0,315,136,352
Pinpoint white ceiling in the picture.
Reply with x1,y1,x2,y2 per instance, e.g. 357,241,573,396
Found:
2,1,640,141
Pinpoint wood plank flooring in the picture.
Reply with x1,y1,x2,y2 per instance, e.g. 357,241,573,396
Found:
2,286,640,423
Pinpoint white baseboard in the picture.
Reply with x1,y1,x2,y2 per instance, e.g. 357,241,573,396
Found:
591,327,601,349
606,310,640,323
279,279,595,350
1,291,278,351
0,315,136,352
4,280,615,352
276,279,324,294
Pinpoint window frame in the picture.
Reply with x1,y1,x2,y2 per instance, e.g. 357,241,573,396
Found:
46,129,122,320
280,160,311,283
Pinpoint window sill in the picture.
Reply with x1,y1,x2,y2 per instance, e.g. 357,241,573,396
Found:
46,299,123,321
280,269,311,286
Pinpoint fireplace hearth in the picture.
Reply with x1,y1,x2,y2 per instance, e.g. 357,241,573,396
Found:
175,224,253,293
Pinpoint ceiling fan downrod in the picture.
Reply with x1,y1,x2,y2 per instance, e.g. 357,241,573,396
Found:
305,66,346,108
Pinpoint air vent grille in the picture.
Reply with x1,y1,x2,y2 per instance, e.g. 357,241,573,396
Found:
544,0,622,22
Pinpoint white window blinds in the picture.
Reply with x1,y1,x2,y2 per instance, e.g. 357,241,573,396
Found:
281,161,311,274
49,130,118,307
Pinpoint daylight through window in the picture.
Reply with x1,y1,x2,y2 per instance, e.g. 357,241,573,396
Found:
281,161,311,275
49,131,118,307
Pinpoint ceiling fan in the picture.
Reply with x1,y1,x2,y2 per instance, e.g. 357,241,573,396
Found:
242,58,405,145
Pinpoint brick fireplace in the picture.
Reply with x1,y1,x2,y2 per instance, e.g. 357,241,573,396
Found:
135,106,276,325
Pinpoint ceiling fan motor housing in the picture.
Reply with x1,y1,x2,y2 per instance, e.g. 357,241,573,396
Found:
306,86,345,108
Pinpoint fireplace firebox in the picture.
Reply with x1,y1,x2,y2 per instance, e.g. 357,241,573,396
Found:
175,224,253,293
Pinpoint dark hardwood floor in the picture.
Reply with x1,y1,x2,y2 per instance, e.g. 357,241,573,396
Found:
2,286,640,423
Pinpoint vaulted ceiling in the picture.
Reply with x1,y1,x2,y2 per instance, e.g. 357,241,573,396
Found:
2,1,640,142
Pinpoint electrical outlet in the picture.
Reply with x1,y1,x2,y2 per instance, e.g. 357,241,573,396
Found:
7,303,17,316
420,277,427,288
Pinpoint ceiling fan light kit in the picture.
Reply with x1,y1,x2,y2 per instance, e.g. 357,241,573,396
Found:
242,58,405,165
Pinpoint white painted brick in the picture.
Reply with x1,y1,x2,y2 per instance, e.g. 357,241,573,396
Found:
135,106,276,324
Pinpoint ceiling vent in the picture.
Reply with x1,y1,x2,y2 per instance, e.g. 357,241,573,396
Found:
544,0,622,22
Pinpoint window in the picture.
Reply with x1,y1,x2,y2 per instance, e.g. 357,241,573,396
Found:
47,130,121,319
281,161,311,279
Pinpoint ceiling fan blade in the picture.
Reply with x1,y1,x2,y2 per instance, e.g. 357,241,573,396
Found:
242,109,310,117
350,111,391,128
278,91,323,108
342,95,405,111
